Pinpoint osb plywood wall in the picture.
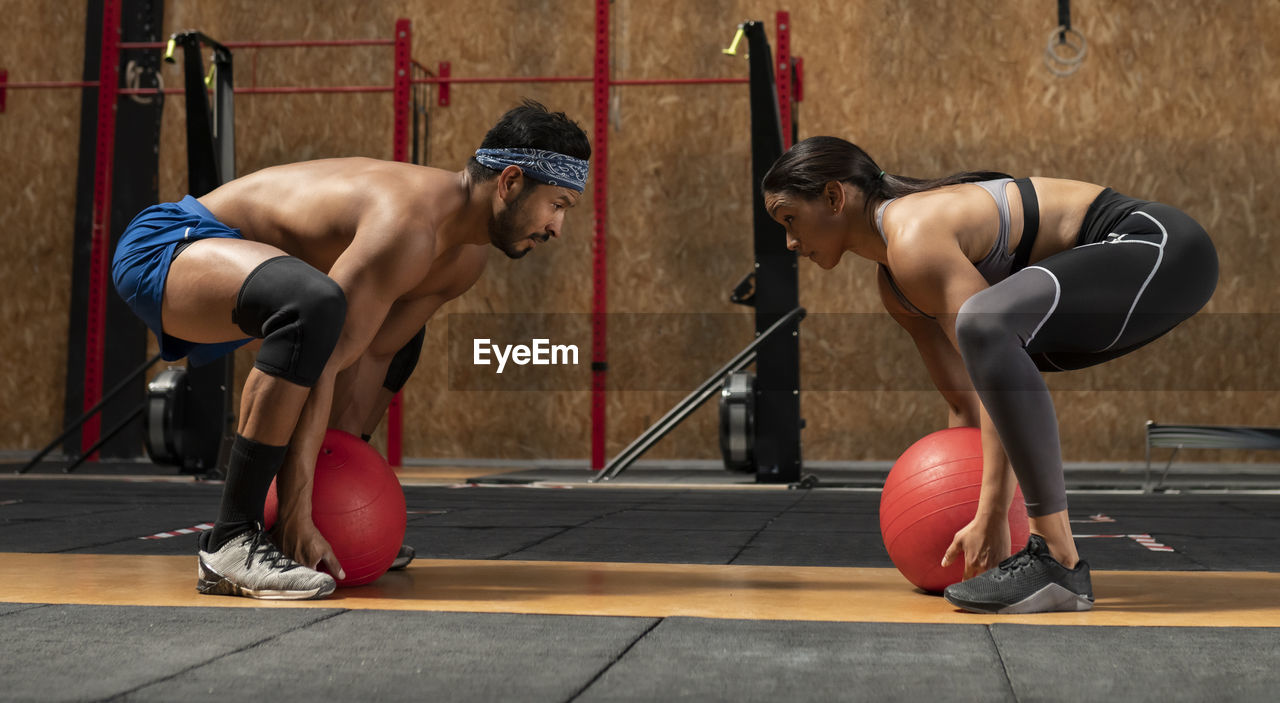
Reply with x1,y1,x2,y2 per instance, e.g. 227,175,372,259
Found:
0,0,87,449
793,0,1280,463
3,0,1276,464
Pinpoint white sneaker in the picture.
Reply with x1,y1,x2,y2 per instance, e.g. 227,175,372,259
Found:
197,528,336,600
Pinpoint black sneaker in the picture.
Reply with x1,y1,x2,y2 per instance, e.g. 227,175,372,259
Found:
388,544,415,570
197,528,336,600
943,535,1094,614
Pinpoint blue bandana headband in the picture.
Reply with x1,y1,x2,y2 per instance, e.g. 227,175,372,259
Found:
474,148,590,193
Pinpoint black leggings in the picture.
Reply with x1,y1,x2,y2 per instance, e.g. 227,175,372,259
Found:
955,191,1218,516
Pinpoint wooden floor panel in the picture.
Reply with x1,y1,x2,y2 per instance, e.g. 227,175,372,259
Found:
2,552,1279,627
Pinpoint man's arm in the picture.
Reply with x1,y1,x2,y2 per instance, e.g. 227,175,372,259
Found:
330,296,442,438
329,351,397,436
273,213,433,571
347,245,488,440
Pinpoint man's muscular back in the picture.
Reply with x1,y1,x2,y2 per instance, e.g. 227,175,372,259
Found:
198,158,462,278
197,158,486,348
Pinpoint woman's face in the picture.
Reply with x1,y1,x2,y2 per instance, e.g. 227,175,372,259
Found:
764,188,848,270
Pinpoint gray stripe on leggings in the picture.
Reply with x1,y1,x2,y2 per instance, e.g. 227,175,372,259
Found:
1099,210,1169,352
1022,266,1062,346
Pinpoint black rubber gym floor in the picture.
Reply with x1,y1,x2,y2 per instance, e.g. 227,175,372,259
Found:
3,467,1280,702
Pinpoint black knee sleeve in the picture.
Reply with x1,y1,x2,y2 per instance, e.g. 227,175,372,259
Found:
232,256,347,387
383,326,426,392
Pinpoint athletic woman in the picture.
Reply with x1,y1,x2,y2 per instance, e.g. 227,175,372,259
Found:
762,136,1217,613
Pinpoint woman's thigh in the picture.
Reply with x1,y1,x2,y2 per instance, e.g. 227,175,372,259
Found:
1024,203,1218,371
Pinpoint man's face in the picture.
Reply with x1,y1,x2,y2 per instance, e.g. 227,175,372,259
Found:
490,180,581,260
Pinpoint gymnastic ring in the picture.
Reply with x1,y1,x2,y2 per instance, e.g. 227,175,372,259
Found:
1045,25,1087,67
1045,56,1082,77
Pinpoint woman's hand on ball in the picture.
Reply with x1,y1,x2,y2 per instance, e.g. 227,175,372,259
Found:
941,516,1010,580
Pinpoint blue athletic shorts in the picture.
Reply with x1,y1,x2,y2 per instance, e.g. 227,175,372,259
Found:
111,195,253,366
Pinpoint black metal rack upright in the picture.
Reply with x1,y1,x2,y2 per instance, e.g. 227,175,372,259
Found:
162,31,237,475
595,20,804,485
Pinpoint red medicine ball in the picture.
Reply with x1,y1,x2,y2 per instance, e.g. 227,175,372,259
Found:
879,427,1031,593
264,429,406,587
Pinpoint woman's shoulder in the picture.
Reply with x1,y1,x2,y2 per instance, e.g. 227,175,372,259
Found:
879,185,987,240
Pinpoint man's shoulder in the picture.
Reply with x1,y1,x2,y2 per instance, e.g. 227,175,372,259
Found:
444,245,488,299
370,166,464,218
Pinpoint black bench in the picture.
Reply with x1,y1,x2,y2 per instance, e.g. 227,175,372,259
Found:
1144,421,1280,491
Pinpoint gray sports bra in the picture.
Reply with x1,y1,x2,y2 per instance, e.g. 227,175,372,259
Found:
876,178,1018,286
876,178,1023,319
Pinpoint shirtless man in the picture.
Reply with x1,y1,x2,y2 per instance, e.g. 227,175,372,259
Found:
111,100,590,599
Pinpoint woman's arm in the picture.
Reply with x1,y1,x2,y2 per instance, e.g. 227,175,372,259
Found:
888,231,1022,575
877,265,980,427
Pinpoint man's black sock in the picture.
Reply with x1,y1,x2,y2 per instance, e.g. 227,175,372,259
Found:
207,434,288,551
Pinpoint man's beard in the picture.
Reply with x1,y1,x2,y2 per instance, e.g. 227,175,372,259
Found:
489,190,532,260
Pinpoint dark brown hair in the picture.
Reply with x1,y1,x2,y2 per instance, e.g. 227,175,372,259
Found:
762,136,1010,215
466,99,591,183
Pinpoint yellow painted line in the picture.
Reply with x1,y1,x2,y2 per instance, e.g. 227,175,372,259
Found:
394,466,512,483
2,552,1279,627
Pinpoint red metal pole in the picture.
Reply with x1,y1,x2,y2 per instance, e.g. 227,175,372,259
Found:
415,76,743,87
421,72,592,87
0,80,102,90
391,20,410,166
0,70,8,113
5,83,394,95
8,77,749,98
119,85,394,95
118,38,395,50
591,0,610,471
436,61,450,106
387,18,410,468
610,78,747,86
776,11,793,151
81,0,123,459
